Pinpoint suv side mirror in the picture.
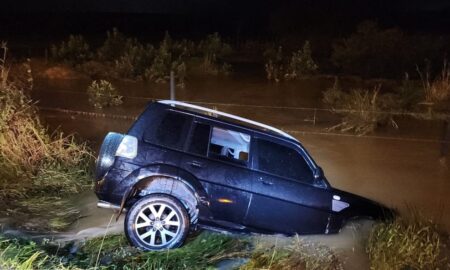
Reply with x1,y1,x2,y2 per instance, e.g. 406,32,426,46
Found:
313,167,328,188
314,167,323,179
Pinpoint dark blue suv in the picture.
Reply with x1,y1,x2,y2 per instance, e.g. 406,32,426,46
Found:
94,100,393,250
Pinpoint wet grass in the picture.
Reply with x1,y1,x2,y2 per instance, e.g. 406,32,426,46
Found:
240,235,342,270
367,213,449,270
0,236,73,270
323,78,398,135
0,232,250,270
0,43,94,232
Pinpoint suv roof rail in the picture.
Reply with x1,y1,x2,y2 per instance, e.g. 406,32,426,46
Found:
158,100,298,142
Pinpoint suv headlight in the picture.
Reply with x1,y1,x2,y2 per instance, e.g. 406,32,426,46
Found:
115,135,138,159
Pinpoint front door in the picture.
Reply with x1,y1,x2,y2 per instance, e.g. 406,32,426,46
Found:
244,138,331,234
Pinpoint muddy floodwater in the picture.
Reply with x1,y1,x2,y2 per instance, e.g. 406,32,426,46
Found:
25,74,450,269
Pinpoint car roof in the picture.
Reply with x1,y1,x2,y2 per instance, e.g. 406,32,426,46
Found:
156,100,299,143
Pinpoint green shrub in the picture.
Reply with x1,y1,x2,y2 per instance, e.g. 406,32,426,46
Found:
264,42,318,82
144,32,189,86
367,215,447,270
264,46,284,82
198,32,233,75
115,40,154,79
50,35,91,65
332,21,446,78
86,80,122,109
285,41,318,79
97,28,128,62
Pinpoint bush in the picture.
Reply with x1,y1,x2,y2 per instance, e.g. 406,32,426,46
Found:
50,35,91,65
97,28,128,62
332,21,446,78
115,40,154,79
285,41,318,79
264,42,318,82
323,78,398,135
144,32,189,86
367,214,447,270
264,46,284,82
198,32,233,75
86,80,122,109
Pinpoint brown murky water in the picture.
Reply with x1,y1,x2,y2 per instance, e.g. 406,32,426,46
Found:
25,74,450,269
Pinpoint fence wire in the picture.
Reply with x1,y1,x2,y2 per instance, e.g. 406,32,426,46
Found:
38,105,450,145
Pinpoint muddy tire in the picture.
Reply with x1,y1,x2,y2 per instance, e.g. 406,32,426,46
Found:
124,194,190,250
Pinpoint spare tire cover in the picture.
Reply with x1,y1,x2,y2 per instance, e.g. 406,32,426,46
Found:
95,132,124,180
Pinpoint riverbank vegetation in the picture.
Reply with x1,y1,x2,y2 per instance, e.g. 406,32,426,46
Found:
0,232,249,270
51,29,233,86
367,213,449,270
0,43,93,232
264,41,319,82
1,214,447,270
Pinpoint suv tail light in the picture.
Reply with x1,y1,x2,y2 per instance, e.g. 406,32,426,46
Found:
96,132,137,180
115,135,138,159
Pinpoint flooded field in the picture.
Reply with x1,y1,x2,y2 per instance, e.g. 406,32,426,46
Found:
15,74,449,269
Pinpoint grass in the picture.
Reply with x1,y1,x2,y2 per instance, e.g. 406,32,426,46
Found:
0,43,94,232
323,78,398,135
1,218,448,269
367,212,449,270
240,236,342,270
0,232,249,270
0,236,75,270
78,232,249,269
418,61,450,106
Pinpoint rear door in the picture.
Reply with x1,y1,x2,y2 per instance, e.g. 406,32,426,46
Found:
244,138,332,234
180,120,254,224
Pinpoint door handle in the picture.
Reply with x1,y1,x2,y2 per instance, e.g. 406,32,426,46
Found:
258,177,273,186
187,161,203,168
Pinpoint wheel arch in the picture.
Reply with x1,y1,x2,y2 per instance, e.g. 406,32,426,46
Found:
118,167,210,224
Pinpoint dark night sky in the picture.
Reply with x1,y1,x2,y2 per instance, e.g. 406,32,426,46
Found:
2,0,450,45
3,0,450,14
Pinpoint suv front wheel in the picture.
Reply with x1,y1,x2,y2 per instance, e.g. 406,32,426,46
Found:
125,194,190,250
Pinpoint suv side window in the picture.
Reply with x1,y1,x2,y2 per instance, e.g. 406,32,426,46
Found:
187,122,211,156
255,138,313,184
144,111,191,150
209,127,250,164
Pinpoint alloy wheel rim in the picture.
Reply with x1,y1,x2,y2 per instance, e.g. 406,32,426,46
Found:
134,202,181,247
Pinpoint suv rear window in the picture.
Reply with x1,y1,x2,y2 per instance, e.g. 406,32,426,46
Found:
144,111,191,150
209,127,250,163
255,139,313,184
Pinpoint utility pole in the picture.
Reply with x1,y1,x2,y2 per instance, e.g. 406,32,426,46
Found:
170,71,175,101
